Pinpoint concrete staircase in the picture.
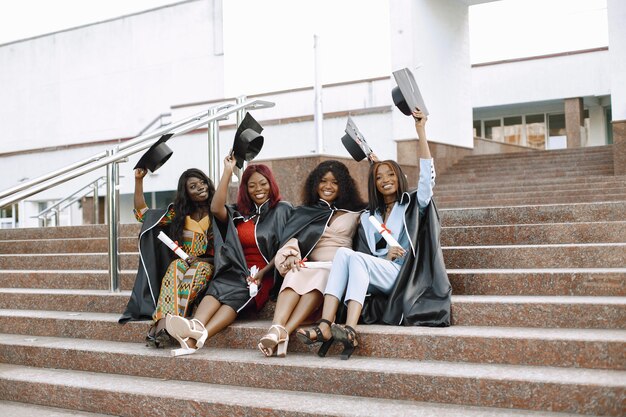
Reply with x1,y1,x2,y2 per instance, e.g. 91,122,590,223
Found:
0,146,625,416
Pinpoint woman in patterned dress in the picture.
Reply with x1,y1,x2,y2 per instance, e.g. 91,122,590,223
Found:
131,167,216,347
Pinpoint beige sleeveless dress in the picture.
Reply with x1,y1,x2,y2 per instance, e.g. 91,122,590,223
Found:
276,211,360,295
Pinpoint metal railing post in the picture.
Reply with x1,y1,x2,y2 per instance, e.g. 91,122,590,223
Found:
207,107,220,184
235,96,247,182
93,180,99,224
106,148,120,292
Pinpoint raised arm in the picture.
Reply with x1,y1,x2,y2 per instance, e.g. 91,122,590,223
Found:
413,109,431,159
210,153,237,223
413,109,435,208
133,168,148,212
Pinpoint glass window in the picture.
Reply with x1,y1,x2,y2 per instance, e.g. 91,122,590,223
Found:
548,113,566,136
473,120,482,137
503,116,523,145
484,119,503,142
548,113,567,149
525,114,546,149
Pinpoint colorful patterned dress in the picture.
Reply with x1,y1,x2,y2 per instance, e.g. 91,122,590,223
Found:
135,207,214,322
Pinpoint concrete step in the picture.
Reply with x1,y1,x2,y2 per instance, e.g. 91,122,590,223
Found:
437,168,615,183
1,312,623,370
1,269,623,297
444,243,626,269
4,222,623,257
0,364,593,417
1,290,623,329
0,236,137,254
0,252,138,270
450,295,626,329
441,162,614,177
2,243,623,270
456,146,612,161
0,289,130,314
0,270,136,291
436,174,626,191
0,401,111,417
449,269,626,297
436,180,626,196
437,194,626,208
441,222,626,245
436,187,626,202
439,202,626,226
0,224,140,241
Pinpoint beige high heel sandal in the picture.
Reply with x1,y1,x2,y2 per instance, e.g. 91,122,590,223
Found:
258,324,289,357
165,314,208,357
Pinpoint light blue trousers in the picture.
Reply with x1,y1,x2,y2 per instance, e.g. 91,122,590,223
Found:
324,247,401,306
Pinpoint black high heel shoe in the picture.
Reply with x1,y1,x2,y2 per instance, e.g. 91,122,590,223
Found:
296,318,334,357
331,324,358,360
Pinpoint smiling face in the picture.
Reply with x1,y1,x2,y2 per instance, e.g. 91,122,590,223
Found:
375,163,398,199
317,171,339,203
247,171,271,206
186,176,210,202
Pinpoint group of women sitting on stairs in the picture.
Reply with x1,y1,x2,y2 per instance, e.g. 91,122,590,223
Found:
120,109,451,360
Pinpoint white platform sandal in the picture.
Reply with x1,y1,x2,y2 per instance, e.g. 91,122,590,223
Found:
258,324,289,357
165,314,208,357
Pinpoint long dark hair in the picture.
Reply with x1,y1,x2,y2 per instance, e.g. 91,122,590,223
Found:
170,168,215,245
237,164,282,216
303,160,366,211
368,160,408,215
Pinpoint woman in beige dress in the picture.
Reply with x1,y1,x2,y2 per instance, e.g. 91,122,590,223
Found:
258,160,366,357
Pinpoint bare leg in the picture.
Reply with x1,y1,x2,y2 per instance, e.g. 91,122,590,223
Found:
297,294,338,341
271,288,300,327
205,304,237,339
193,295,222,326
182,296,231,349
344,300,362,329
284,290,323,334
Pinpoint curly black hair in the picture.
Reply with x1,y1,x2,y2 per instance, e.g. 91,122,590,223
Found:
302,160,366,211
169,168,215,246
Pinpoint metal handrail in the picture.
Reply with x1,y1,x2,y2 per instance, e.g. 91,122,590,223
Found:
0,107,215,202
34,176,105,220
0,99,274,208
138,113,172,136
0,96,275,292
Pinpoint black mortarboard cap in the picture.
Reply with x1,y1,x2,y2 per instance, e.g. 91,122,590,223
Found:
341,117,373,162
133,133,174,172
232,113,264,169
392,67,429,117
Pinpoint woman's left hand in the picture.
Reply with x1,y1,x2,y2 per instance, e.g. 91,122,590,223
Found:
386,246,406,262
412,109,428,127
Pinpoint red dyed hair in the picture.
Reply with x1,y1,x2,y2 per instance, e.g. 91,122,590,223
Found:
237,164,282,215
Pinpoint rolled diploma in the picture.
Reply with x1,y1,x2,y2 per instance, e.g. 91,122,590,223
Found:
157,231,189,260
302,261,333,268
368,216,401,247
248,265,259,297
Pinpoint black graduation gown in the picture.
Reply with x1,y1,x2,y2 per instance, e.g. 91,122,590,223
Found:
119,206,174,323
205,200,292,312
356,195,451,327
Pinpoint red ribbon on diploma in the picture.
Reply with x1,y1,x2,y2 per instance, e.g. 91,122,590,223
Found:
380,223,392,235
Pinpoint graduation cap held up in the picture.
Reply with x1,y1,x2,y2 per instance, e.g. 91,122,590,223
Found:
341,117,374,163
134,133,174,173
392,67,429,117
232,113,264,169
